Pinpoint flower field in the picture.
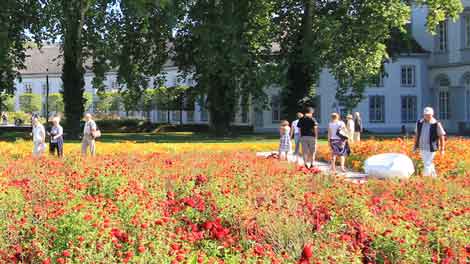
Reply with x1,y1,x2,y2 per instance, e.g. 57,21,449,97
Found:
0,138,469,263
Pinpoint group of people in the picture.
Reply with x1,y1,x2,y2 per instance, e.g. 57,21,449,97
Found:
278,106,446,177
279,107,362,173
32,113,99,157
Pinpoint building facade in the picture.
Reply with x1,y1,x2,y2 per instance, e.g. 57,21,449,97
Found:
11,3,470,134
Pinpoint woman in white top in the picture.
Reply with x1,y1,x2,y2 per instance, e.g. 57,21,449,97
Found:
32,117,46,156
328,113,350,173
48,116,64,157
346,114,355,143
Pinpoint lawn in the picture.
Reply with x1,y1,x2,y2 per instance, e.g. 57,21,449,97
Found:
0,136,468,263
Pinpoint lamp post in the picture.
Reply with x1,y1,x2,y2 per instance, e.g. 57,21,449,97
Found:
45,68,50,120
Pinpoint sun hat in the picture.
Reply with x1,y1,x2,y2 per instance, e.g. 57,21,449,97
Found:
423,107,434,115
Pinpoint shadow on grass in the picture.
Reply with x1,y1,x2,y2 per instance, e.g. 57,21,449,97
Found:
0,131,281,144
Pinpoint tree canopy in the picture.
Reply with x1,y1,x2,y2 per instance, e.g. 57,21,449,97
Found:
0,0,464,135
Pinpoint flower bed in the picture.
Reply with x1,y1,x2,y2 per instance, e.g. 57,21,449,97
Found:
316,137,470,177
0,140,468,263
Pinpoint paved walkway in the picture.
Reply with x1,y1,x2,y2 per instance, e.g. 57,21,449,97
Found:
256,151,368,183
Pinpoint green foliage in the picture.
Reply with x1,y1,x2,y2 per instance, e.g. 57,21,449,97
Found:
95,92,121,114
174,0,275,135
47,93,64,114
0,93,15,112
0,1,44,96
19,93,41,113
275,0,463,118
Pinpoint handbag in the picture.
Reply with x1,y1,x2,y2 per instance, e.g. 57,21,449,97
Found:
92,130,101,138
336,126,349,140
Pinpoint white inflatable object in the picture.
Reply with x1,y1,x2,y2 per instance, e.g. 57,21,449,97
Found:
364,153,414,179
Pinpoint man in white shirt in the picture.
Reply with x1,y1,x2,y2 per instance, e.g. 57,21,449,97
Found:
414,107,446,177
290,112,303,157
32,117,46,156
81,113,97,156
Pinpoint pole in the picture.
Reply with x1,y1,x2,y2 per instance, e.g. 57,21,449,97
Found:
46,68,50,120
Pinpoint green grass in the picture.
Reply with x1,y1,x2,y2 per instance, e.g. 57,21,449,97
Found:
0,131,284,144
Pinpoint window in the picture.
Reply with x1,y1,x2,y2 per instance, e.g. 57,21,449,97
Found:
466,89,470,121
401,66,416,87
372,72,384,87
438,89,450,120
172,111,181,122
42,84,47,95
241,106,249,123
24,83,33,93
369,96,385,123
437,21,448,52
271,95,281,123
157,110,167,122
401,96,417,123
187,111,194,122
200,108,209,122
465,16,470,48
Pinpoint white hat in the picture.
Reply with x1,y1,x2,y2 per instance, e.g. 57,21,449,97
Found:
423,107,434,115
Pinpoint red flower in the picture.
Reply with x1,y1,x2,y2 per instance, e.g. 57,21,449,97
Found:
302,244,313,259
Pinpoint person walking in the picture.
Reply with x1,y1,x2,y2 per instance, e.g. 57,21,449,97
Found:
32,117,46,157
328,113,350,174
346,114,355,143
414,107,446,177
297,107,319,168
353,112,362,142
82,113,98,156
290,112,304,158
49,116,64,157
279,120,292,160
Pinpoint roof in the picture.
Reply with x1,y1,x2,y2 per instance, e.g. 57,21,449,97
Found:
20,45,176,76
20,45,63,75
386,28,429,56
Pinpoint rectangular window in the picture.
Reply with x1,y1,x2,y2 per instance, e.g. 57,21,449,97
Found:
439,89,450,120
437,21,448,52
271,95,281,123
372,72,384,87
172,111,181,121
157,110,167,122
187,111,194,122
24,83,33,93
466,89,470,121
466,16,470,48
369,96,385,123
42,84,47,95
241,106,249,123
401,66,416,87
200,109,209,122
401,96,417,123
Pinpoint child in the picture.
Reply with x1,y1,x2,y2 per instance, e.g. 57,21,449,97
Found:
279,120,292,160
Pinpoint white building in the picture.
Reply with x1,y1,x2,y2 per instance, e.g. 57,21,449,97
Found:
12,3,470,134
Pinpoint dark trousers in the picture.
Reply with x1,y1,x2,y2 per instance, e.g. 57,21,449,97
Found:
49,139,63,157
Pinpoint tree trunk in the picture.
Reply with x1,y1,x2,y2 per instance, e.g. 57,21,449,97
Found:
207,75,235,137
283,0,316,121
61,1,90,139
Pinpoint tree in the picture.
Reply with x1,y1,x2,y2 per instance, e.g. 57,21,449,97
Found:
0,1,44,109
105,0,178,118
19,93,41,113
274,0,463,119
154,85,195,125
174,0,275,135
95,92,121,115
0,93,15,112
141,89,157,121
47,93,65,114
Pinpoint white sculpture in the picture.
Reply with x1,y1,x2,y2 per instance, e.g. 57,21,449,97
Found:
364,153,415,179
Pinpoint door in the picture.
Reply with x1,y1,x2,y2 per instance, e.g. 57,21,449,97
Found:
255,110,264,128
